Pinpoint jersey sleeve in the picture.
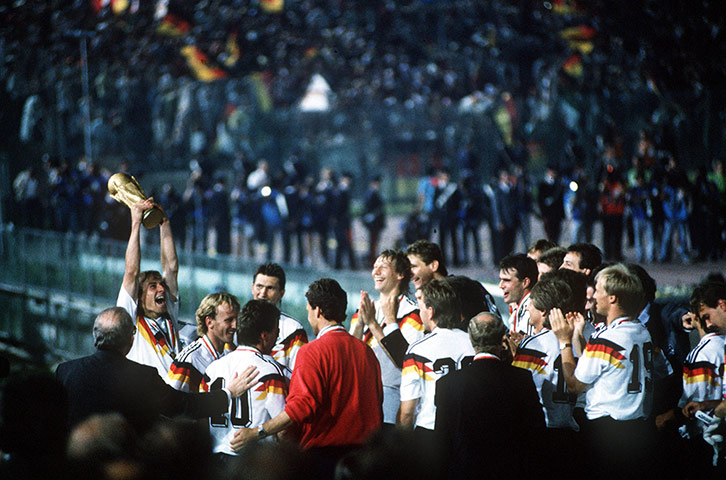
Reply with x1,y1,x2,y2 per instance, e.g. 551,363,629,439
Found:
399,310,425,345
272,329,308,371
349,311,361,335
575,337,626,385
680,359,722,406
166,359,201,393
400,352,430,402
116,286,137,319
254,373,289,420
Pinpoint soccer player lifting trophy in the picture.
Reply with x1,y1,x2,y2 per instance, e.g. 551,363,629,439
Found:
107,173,163,229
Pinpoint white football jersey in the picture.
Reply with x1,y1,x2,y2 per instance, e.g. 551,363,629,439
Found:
513,329,579,430
400,327,474,430
270,312,308,371
117,286,180,379
575,317,653,420
510,291,534,336
166,334,232,392
680,333,725,405
202,346,289,455
350,294,424,424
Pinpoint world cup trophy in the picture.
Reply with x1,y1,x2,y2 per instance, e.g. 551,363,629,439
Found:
107,173,164,229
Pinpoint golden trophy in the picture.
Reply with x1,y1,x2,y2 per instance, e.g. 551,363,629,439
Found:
107,173,164,229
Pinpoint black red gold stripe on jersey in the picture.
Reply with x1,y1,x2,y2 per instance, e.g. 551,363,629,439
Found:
402,354,434,381
683,361,720,387
583,338,626,369
512,348,548,374
167,362,203,389
254,374,289,400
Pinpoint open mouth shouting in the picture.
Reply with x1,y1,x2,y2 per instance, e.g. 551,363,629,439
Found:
154,294,167,308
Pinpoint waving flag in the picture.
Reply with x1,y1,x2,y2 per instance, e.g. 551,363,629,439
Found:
181,45,228,82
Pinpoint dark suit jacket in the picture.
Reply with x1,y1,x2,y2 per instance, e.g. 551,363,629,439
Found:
56,350,228,433
435,357,545,480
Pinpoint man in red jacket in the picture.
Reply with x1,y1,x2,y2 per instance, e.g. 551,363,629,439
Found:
232,278,383,478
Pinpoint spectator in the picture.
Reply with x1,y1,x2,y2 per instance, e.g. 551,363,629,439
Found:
600,168,627,261
362,175,386,267
537,166,565,243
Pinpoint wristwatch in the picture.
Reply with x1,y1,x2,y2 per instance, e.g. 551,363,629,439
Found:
559,342,572,350
257,426,269,440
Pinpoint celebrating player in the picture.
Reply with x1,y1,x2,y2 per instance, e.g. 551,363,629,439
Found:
166,292,240,392
350,249,423,426
498,254,538,337
398,279,474,438
201,300,289,457
551,264,654,480
116,198,180,378
251,263,308,370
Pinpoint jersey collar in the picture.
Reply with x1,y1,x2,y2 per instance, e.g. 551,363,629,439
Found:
317,324,346,339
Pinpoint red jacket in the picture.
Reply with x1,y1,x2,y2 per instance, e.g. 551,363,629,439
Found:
284,325,383,448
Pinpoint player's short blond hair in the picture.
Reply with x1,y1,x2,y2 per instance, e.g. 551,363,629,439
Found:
195,292,241,336
595,264,644,317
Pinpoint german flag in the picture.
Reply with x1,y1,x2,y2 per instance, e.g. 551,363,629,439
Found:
158,13,192,37
181,45,227,82
402,354,435,381
552,0,583,15
683,361,720,387
260,0,284,14
583,338,626,369
563,54,583,78
560,25,595,55
255,374,289,400
512,349,548,375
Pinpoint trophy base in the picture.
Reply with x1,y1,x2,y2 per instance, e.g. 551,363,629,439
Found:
142,208,163,229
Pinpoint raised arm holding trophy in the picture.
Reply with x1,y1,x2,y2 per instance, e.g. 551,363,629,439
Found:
108,172,164,229
109,172,182,379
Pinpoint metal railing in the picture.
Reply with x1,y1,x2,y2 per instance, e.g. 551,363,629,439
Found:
0,225,376,361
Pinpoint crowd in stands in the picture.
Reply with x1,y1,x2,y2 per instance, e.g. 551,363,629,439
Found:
11,132,726,270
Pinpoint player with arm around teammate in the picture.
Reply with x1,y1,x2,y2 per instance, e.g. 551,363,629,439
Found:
201,300,289,459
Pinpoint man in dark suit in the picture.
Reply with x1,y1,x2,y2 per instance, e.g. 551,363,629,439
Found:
56,307,258,433
435,312,545,479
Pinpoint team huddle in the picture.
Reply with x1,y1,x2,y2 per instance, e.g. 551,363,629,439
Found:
54,199,726,479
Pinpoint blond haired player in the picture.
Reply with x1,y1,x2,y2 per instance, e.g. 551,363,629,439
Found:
167,292,240,392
